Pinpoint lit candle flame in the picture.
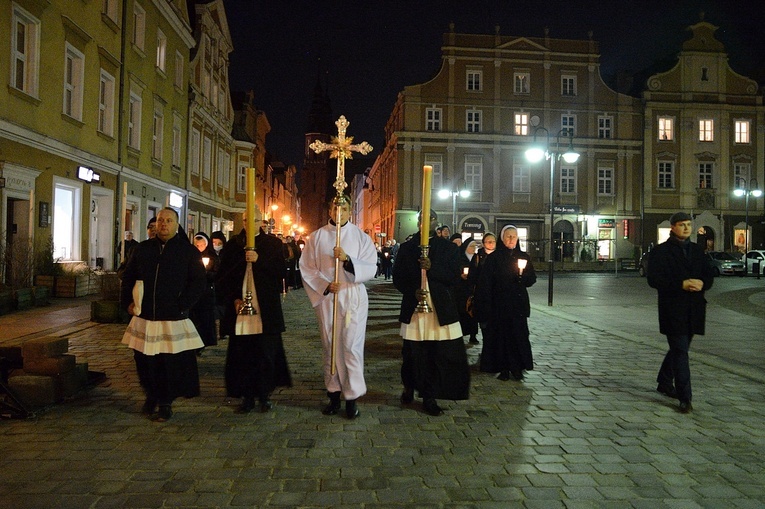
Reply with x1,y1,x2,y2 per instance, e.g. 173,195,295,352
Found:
202,257,210,267
517,258,527,274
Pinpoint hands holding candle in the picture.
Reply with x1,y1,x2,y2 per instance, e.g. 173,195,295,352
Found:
517,258,528,275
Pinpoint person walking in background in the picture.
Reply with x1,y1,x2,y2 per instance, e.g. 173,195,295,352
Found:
189,232,219,353
217,216,292,413
647,212,714,414
300,197,378,419
381,240,394,280
284,235,300,289
120,207,206,422
473,232,497,349
146,217,157,240
474,225,536,381
393,209,470,416
210,231,228,332
455,239,480,344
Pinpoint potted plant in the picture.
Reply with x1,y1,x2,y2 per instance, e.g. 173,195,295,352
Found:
33,235,58,294
54,261,92,298
4,236,35,310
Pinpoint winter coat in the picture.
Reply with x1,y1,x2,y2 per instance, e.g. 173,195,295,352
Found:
120,234,206,321
215,229,287,336
393,232,461,326
474,241,536,323
646,236,714,336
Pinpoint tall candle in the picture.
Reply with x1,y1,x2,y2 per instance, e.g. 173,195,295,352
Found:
245,167,256,249
420,165,432,246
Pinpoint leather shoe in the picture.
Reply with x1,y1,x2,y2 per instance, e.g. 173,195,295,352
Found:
423,399,444,416
259,400,273,413
497,371,511,381
400,388,414,404
141,398,157,416
656,384,678,399
235,398,256,414
511,371,524,381
679,401,693,414
151,405,173,422
345,399,360,419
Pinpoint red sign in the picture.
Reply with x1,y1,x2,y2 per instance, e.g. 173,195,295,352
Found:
374,225,381,233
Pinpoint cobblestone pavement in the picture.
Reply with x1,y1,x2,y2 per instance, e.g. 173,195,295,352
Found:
0,278,764,508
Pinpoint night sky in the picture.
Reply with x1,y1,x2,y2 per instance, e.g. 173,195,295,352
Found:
224,0,765,172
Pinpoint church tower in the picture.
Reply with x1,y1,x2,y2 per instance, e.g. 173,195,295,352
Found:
300,71,334,233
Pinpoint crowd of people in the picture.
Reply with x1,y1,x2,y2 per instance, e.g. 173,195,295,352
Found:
118,203,698,421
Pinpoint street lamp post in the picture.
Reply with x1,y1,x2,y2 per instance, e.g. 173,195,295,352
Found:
525,128,580,306
438,179,470,233
733,177,762,259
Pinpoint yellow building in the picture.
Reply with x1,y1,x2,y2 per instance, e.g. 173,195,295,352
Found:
186,0,235,239
642,19,764,252
0,0,193,279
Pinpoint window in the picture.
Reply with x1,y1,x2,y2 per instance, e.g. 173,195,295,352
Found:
561,115,575,136
735,120,750,144
203,137,212,180
174,51,184,89
464,155,483,191
733,163,751,184
128,93,142,149
103,0,119,23
190,129,200,175
98,70,116,136
152,107,164,160
223,152,231,189
466,109,482,133
11,5,40,96
598,116,612,139
562,75,577,96
425,107,442,131
132,3,145,50
63,44,85,120
658,161,674,189
560,166,576,194
217,148,226,186
172,115,182,168
698,162,713,189
424,154,444,190
698,119,713,142
512,164,530,193
236,165,246,193
514,72,529,94
514,113,529,136
53,179,83,261
466,70,482,91
658,116,674,141
156,29,167,72
598,167,614,196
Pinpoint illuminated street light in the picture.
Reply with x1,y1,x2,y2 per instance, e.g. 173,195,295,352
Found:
437,179,470,233
525,127,580,306
733,177,762,256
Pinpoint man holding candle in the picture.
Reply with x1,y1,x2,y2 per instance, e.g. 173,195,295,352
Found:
474,225,537,381
300,196,378,419
393,208,470,416
216,214,292,414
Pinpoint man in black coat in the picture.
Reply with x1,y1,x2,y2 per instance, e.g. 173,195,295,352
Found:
392,210,470,416
647,212,715,414
216,217,292,413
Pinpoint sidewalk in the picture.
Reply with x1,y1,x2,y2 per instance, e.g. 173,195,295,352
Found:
0,278,763,508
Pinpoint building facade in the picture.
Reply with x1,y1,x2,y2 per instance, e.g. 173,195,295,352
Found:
369,24,644,262
642,20,764,253
186,0,235,239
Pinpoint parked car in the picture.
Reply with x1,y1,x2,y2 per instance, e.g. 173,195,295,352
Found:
705,251,745,276
745,250,765,275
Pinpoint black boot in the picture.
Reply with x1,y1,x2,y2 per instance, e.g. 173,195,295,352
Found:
345,399,359,419
322,391,341,415
235,397,256,414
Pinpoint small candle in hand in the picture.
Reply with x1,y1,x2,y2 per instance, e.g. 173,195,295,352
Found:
517,258,528,274
463,266,469,276
202,257,210,268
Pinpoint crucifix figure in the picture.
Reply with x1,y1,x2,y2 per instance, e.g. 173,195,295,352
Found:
309,116,373,374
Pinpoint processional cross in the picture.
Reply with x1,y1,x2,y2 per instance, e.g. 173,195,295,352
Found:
309,116,373,374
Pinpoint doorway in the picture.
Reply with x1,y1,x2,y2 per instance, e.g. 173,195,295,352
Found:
3,196,32,287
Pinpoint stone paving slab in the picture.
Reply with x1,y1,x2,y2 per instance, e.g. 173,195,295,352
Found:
0,279,763,508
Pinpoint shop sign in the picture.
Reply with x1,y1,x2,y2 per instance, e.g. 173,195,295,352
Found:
461,217,485,232
598,218,615,228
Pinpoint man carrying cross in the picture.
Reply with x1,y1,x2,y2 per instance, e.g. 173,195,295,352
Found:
300,116,374,419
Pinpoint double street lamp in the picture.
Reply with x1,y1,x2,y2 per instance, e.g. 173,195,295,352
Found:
733,177,762,254
525,128,580,306
438,179,470,234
